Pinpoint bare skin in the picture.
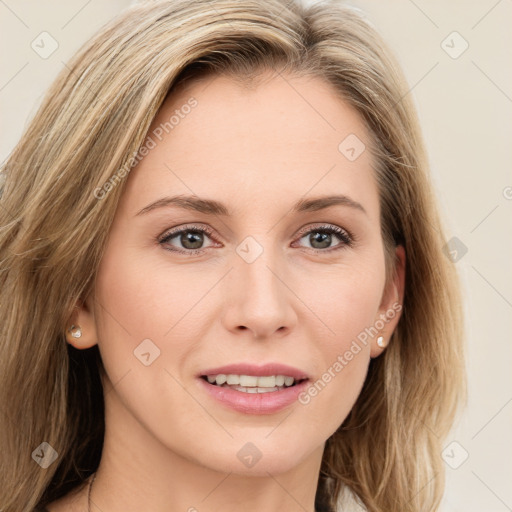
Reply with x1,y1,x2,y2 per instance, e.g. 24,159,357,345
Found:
50,70,405,512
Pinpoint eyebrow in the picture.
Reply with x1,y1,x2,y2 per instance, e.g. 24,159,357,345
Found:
135,193,367,217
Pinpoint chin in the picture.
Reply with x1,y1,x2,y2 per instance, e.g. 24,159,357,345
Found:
191,437,316,477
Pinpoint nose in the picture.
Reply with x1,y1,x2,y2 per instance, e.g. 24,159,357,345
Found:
221,246,298,340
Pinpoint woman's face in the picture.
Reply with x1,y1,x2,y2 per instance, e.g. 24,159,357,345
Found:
75,71,404,476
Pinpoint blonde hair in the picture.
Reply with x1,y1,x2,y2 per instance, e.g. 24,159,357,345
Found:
0,1,466,511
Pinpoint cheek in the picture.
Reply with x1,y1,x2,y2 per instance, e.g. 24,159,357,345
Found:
93,242,200,343
91,246,212,437
92,241,220,392
294,254,385,349
91,244,179,378
291,257,384,433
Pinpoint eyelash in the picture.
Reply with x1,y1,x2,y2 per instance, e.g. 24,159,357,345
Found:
158,223,355,256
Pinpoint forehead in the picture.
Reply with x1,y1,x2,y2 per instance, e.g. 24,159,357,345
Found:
119,71,379,220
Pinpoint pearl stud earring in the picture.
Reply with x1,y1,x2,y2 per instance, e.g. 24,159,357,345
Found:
68,325,82,338
377,336,385,348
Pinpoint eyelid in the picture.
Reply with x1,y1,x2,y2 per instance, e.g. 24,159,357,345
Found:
295,222,353,241
158,223,216,242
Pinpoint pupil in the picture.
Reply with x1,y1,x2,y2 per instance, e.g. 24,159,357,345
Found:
310,232,330,249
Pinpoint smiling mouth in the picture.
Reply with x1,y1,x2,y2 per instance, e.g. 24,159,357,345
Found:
200,374,308,393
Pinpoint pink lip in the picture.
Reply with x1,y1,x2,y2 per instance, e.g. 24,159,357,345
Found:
197,376,310,415
198,362,310,380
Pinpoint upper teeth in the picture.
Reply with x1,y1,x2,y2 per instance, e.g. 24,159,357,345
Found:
206,374,296,387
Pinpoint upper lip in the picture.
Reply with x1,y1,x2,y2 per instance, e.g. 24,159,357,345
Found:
199,363,310,380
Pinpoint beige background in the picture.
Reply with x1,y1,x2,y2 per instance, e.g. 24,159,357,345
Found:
1,1,511,510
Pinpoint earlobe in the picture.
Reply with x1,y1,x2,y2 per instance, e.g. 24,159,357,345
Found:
65,296,98,349
371,245,406,358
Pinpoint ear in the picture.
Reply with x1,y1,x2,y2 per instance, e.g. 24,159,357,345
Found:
370,245,406,358
65,294,98,350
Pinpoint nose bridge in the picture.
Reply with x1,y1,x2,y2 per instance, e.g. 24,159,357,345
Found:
236,236,285,305
243,247,280,294
222,234,297,337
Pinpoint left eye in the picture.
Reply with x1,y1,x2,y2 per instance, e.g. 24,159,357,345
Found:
158,224,353,254
293,224,353,251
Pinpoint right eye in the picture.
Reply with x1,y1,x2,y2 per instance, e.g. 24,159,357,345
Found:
158,224,221,255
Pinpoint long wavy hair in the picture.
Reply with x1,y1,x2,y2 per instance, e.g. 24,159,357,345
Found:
0,1,466,510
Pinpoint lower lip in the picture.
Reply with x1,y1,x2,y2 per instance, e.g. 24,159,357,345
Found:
197,377,310,415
